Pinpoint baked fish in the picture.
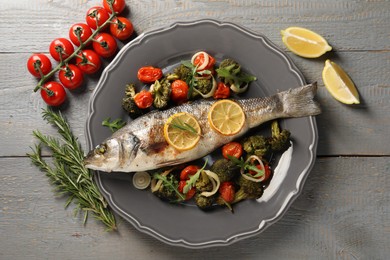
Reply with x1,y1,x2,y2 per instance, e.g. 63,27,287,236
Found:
84,83,321,172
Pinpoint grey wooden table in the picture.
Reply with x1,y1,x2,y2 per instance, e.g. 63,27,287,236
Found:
1,0,389,259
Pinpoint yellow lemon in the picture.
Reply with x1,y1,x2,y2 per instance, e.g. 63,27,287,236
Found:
281,27,332,58
208,99,245,136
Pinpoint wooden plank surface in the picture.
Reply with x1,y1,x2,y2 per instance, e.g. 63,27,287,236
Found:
0,0,389,258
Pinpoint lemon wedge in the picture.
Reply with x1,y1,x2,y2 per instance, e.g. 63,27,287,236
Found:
281,27,332,58
322,60,360,104
208,99,245,136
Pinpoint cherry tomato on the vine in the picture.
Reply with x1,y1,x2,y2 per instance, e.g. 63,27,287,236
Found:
86,6,110,30
110,17,134,41
178,180,196,200
180,165,199,180
137,66,163,83
170,80,189,104
92,33,118,58
222,142,243,159
58,64,84,90
27,53,52,78
75,49,102,74
213,82,231,99
219,181,235,203
134,90,153,109
69,23,93,46
103,0,126,14
49,38,74,62
40,81,67,106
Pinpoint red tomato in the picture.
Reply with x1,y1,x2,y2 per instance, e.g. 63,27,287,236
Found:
86,6,110,30
180,165,199,180
69,23,93,46
249,163,272,182
75,49,102,74
92,33,118,58
137,66,163,83
110,17,134,40
178,180,196,200
40,81,67,106
171,80,189,104
27,53,52,78
193,53,215,71
213,82,231,99
49,38,74,62
103,0,126,14
219,182,235,203
134,90,153,109
58,64,84,90
222,142,243,159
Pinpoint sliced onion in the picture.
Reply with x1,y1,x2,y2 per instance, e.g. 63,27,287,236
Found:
240,155,266,183
230,83,248,93
193,75,217,98
133,171,151,189
150,168,174,192
200,170,220,197
191,51,209,71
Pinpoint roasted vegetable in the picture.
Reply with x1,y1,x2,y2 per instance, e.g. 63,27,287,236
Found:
241,135,271,158
210,158,240,182
195,170,213,192
151,78,171,109
269,120,291,152
173,64,192,82
218,59,241,81
122,84,144,119
233,176,264,204
194,77,213,95
152,173,183,201
216,58,256,93
194,193,216,210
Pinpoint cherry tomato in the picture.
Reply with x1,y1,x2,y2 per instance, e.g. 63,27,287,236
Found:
40,81,67,106
193,53,216,71
178,180,196,200
58,64,84,90
103,0,126,14
49,38,74,62
69,23,93,46
27,53,52,78
134,90,153,109
249,163,272,182
222,142,243,159
213,82,231,99
110,17,134,40
180,165,199,180
219,181,235,203
137,66,163,83
171,80,189,104
86,6,110,30
92,33,118,58
76,50,102,74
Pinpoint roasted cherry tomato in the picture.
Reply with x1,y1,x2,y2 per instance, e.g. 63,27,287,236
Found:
134,90,153,109
219,181,235,203
75,49,102,74
110,17,134,40
193,52,216,71
92,33,118,58
58,64,84,90
27,53,52,78
69,23,93,46
137,66,163,83
213,82,231,99
40,81,67,106
180,165,199,180
249,163,272,182
86,6,110,30
103,0,126,14
178,180,196,200
171,79,189,104
49,38,74,62
222,142,243,159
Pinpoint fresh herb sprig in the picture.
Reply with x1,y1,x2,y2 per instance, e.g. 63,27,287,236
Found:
183,159,208,194
228,155,264,177
216,66,256,88
102,117,126,132
153,173,185,201
170,118,201,136
181,60,211,98
27,109,116,231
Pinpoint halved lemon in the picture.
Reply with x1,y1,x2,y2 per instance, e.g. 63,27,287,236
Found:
163,112,201,151
322,59,360,104
208,99,245,136
281,27,332,58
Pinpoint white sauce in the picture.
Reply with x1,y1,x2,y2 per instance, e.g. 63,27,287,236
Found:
257,141,293,203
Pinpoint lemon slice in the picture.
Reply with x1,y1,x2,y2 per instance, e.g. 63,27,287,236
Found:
281,27,332,58
208,99,245,136
322,60,360,104
164,112,201,151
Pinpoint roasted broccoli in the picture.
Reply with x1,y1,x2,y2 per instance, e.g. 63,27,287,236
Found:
233,176,264,204
241,135,271,158
195,170,213,192
194,193,216,210
219,59,241,76
210,158,240,182
216,58,256,91
122,84,144,119
151,78,171,109
152,173,182,201
269,121,291,152
173,64,192,82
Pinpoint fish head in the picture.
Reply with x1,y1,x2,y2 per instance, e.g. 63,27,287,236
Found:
84,138,122,172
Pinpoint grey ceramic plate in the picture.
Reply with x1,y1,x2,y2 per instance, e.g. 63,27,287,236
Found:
85,19,318,248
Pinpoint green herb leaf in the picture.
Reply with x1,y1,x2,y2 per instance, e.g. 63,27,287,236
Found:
153,173,185,201
170,118,200,136
183,159,208,194
227,155,264,177
102,117,126,132
216,67,257,87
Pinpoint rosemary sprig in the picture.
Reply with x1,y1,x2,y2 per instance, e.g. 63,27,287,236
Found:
170,118,201,136
102,117,126,132
27,108,116,231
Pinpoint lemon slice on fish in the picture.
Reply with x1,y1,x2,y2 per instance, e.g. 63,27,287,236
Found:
164,112,201,151
208,99,245,136
281,27,332,58
322,59,360,104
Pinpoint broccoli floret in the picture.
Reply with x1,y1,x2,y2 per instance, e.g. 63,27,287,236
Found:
151,78,171,109
219,59,241,75
241,135,271,158
210,159,240,183
152,174,181,201
191,77,213,98
173,64,192,82
122,84,144,119
233,176,264,203
194,193,216,210
195,171,213,192
216,58,256,91
268,121,291,152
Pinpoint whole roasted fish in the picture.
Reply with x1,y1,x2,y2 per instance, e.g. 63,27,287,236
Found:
84,83,321,172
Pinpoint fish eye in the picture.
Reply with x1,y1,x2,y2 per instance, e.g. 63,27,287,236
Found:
95,143,107,155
